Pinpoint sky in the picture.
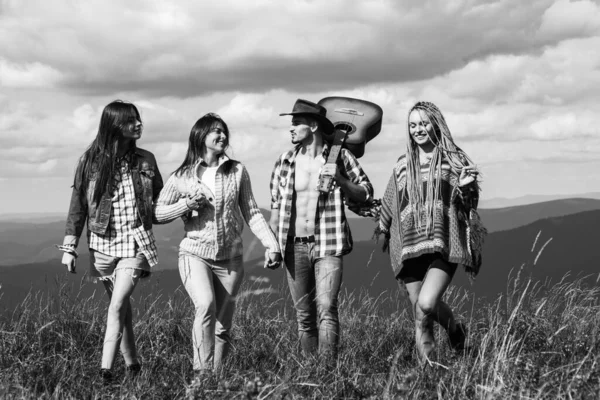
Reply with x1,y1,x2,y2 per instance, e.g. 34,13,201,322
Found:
1,0,599,214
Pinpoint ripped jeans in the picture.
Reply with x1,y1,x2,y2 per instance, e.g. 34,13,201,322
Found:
178,253,244,371
284,242,343,360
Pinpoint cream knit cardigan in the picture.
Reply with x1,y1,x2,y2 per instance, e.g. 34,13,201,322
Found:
154,157,280,261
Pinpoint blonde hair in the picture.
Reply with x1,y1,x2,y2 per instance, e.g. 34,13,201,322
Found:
405,101,478,234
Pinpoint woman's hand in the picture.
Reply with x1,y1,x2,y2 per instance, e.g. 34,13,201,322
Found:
61,252,77,273
265,252,282,269
459,166,479,187
186,192,209,210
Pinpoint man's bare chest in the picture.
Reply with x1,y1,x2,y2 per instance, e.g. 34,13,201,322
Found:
294,156,323,193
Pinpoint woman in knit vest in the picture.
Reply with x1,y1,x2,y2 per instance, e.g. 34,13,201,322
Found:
154,113,281,377
378,101,483,363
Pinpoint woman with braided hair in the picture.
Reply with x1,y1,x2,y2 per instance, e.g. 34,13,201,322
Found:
378,101,484,363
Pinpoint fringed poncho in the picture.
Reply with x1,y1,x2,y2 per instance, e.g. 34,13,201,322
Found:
378,155,480,278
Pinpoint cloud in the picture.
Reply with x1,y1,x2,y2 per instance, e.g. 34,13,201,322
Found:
69,104,98,132
216,94,274,126
423,34,600,105
537,0,600,41
529,111,599,140
1,0,599,207
0,101,95,149
0,58,64,88
0,100,98,178
0,0,582,96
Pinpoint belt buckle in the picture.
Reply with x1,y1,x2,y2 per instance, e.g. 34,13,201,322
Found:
297,235,314,244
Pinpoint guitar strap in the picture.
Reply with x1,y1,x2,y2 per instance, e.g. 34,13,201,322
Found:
318,129,347,193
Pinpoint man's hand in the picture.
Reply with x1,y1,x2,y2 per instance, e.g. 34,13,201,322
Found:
61,252,77,274
265,252,282,269
321,164,343,183
321,163,368,203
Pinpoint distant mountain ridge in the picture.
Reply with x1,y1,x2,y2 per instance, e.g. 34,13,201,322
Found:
1,198,600,267
479,192,600,208
2,192,598,222
478,198,600,232
2,209,598,313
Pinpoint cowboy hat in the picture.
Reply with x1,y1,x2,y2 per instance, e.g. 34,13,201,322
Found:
279,99,334,134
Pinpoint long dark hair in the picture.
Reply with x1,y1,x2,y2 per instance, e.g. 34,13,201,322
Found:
77,100,142,205
174,113,230,177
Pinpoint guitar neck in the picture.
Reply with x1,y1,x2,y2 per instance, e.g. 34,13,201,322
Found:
326,130,347,164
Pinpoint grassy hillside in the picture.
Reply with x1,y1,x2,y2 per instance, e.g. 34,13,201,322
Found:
0,264,598,398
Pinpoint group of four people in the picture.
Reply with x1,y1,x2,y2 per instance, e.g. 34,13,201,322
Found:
58,98,481,382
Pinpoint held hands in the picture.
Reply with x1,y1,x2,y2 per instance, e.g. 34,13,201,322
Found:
459,166,479,187
265,252,282,269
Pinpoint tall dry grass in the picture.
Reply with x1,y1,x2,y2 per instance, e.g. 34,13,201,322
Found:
1,260,599,399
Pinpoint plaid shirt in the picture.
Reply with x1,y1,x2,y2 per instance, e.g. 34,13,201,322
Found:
88,157,158,266
270,144,373,258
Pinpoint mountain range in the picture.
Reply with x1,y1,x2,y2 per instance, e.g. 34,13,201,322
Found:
1,198,599,313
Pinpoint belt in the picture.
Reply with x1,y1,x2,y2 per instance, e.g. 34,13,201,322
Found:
288,235,315,244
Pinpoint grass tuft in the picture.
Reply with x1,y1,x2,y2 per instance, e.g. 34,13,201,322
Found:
1,262,599,399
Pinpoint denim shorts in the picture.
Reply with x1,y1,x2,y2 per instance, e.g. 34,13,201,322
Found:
398,253,457,284
89,249,151,281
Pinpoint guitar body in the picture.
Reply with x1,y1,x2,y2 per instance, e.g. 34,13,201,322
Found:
318,97,383,159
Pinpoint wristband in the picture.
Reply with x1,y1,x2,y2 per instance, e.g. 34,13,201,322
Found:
55,244,79,259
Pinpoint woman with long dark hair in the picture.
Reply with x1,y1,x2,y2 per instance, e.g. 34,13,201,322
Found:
378,101,485,363
154,113,281,377
58,100,164,381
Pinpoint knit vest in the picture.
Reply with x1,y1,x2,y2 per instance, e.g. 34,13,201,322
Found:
155,159,279,261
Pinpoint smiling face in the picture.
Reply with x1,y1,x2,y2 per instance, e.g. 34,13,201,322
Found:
121,117,143,141
289,115,316,144
408,109,436,149
203,122,228,155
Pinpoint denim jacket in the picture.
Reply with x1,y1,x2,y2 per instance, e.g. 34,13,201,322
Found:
63,147,164,247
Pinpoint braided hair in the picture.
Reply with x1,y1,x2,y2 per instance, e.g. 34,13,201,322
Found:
405,101,478,235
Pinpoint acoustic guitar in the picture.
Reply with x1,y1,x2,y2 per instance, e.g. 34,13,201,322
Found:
316,97,383,193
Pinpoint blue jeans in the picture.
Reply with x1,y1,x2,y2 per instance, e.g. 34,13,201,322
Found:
284,242,343,359
178,253,244,371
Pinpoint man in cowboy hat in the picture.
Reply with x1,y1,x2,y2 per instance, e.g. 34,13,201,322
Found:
268,98,373,363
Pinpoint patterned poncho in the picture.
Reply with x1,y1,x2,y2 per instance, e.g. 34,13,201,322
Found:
378,155,480,278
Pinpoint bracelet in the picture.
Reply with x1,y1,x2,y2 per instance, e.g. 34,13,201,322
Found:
55,244,79,258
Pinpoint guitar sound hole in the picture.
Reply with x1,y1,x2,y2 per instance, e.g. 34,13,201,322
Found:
334,123,355,134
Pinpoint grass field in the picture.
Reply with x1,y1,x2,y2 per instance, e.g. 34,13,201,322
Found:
1,262,599,399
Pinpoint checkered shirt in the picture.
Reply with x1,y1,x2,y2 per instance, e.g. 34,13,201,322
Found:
88,157,158,266
270,144,373,258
